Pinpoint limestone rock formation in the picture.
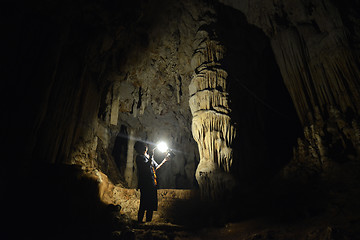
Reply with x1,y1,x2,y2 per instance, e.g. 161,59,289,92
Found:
6,0,299,203
104,0,201,189
189,5,236,199
220,1,360,118
284,105,360,180
5,0,360,239
220,0,360,179
8,0,201,189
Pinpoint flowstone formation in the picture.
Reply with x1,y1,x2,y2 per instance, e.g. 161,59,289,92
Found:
266,1,360,177
220,0,360,178
284,106,360,180
189,6,236,199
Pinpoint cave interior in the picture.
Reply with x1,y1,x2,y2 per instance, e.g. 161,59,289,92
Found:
3,0,360,239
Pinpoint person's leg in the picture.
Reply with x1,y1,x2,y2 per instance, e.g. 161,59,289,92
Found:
146,210,153,222
138,207,145,222
138,189,146,222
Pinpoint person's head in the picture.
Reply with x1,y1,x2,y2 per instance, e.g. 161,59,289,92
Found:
134,141,148,154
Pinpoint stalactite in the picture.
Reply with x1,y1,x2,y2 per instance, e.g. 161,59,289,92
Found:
271,23,360,125
260,1,360,181
219,0,360,183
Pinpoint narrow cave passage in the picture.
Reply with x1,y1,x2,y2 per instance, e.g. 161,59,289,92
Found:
4,0,360,239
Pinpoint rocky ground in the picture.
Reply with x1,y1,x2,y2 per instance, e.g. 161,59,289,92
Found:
6,163,360,240
107,185,360,240
110,212,360,240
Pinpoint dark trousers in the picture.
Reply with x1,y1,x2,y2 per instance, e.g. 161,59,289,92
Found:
138,207,153,222
138,186,157,222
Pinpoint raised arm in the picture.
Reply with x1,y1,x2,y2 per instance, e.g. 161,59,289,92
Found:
155,156,169,170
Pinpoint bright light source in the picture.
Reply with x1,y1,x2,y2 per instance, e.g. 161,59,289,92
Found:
157,141,168,153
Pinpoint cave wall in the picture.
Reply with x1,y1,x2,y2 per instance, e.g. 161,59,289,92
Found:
220,0,360,121
95,0,203,189
220,0,360,181
100,0,300,192
186,1,302,198
5,0,204,189
4,2,360,237
4,0,302,197
4,0,130,183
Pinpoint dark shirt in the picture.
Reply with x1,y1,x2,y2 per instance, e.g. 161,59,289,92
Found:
136,154,159,189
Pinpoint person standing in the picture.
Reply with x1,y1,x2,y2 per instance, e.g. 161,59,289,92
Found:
134,141,168,222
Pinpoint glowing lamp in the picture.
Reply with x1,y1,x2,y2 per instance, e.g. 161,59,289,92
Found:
157,141,168,153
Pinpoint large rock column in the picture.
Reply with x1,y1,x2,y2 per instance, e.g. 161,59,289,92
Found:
189,8,236,199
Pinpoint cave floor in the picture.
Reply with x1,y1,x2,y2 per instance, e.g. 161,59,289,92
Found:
130,219,277,240
116,211,360,240
111,187,360,239
13,165,360,240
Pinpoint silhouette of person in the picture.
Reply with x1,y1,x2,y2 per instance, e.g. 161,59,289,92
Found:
134,141,168,222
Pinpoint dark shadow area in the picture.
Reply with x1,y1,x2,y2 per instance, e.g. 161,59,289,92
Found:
112,125,129,176
4,163,131,240
3,0,360,239
215,3,302,186
159,167,360,239
162,197,230,229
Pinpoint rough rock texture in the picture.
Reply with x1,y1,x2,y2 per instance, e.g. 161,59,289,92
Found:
102,0,201,189
284,106,360,180
6,0,360,239
186,1,301,199
111,188,198,223
6,0,203,189
5,0,299,202
220,0,360,179
189,4,236,199
219,1,360,119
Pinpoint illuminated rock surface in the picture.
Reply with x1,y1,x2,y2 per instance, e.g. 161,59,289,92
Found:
189,5,237,199
4,0,360,239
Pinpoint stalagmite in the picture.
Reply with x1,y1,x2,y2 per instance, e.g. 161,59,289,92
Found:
189,8,236,199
